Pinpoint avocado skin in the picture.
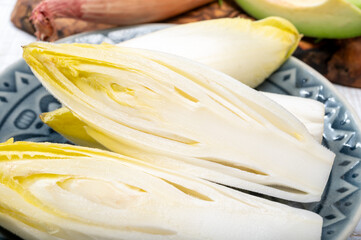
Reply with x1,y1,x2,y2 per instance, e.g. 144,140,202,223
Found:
235,0,361,39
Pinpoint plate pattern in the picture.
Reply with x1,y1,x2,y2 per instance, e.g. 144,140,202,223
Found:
0,25,360,240
0,64,67,144
259,65,361,239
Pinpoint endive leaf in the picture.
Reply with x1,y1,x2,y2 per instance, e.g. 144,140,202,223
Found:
263,92,325,143
118,17,301,87
39,107,105,149
23,42,334,202
0,140,322,240
41,93,324,153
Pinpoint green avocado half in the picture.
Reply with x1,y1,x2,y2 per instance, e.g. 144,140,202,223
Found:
235,0,361,38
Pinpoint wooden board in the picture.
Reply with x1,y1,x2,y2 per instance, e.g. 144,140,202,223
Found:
10,0,361,88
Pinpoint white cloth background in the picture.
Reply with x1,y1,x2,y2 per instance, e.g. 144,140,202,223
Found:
1,0,361,239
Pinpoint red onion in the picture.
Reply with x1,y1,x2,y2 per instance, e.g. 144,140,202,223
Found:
31,0,215,40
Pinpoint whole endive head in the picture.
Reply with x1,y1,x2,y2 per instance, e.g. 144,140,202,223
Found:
23,42,334,202
0,140,322,240
119,16,301,87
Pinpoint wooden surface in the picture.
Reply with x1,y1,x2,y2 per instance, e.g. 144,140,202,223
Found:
296,37,361,88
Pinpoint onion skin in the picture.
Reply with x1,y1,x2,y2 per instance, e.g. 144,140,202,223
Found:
31,0,215,40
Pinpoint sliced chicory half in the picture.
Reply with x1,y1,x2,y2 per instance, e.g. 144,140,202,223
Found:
23,42,334,202
0,140,322,240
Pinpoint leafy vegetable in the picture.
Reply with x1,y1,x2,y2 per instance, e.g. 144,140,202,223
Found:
263,92,325,142
23,42,334,202
41,93,324,152
0,139,323,240
118,17,301,88
39,107,105,149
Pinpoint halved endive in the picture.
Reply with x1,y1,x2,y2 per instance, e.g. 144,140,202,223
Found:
23,42,335,202
117,17,301,88
0,140,322,240
40,93,325,149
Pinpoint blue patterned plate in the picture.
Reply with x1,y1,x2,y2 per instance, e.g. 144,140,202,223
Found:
0,24,361,240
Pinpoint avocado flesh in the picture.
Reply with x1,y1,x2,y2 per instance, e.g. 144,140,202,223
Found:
347,0,361,8
235,0,361,38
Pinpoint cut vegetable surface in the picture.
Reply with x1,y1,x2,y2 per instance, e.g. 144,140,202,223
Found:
263,92,325,142
23,42,334,202
41,93,324,151
0,140,322,240
118,17,301,88
234,0,361,38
